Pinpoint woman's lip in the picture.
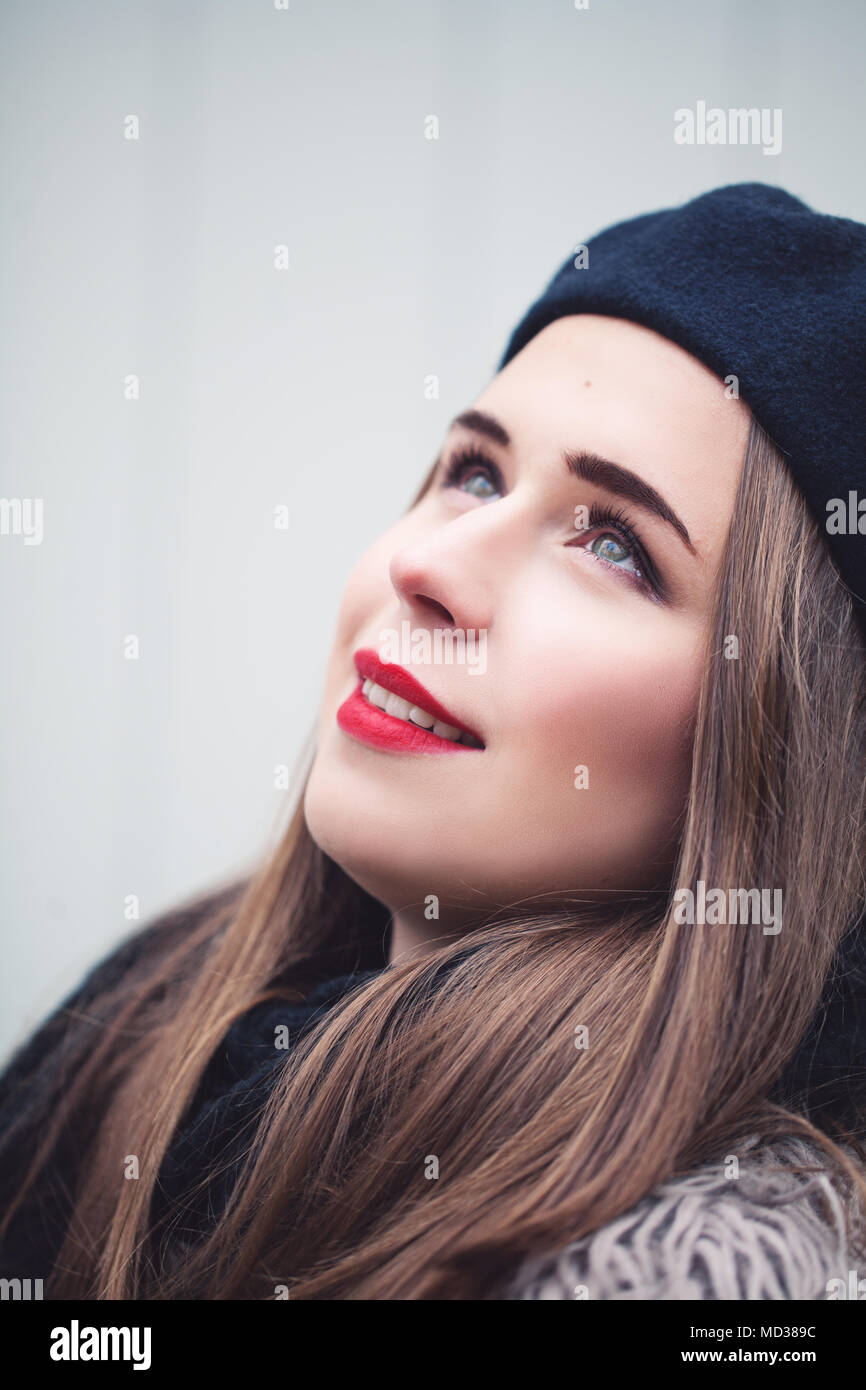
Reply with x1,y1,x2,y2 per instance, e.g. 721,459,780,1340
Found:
337,686,480,754
351,647,484,743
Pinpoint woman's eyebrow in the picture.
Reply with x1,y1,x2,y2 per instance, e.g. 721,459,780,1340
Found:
449,409,512,448
449,409,695,554
565,450,695,553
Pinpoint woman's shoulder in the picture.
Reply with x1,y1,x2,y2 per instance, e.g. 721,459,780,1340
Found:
0,879,245,1136
151,966,383,1240
502,1136,864,1301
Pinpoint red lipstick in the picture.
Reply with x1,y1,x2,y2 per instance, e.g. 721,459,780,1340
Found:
336,647,484,755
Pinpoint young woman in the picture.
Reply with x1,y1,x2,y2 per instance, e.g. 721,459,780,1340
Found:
2,182,865,1301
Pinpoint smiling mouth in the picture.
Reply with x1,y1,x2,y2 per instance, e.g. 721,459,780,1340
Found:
359,677,484,747
336,648,486,755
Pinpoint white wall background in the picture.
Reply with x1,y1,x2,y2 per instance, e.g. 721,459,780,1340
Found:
2,0,865,1061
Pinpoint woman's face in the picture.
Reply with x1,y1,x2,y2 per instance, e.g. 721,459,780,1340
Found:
304,314,750,946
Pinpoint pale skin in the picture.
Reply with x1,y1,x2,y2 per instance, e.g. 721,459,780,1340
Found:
304,315,751,965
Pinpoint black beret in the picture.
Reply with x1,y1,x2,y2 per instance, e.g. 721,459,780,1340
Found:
498,182,866,640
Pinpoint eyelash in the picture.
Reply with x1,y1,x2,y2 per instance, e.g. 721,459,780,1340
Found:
440,446,506,495
438,446,662,600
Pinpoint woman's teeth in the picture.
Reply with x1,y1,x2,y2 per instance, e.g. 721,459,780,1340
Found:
361,679,483,747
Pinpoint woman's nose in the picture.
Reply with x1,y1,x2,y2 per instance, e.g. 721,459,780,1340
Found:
388,498,522,635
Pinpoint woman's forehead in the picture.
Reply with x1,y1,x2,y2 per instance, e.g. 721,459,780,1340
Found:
490,314,743,421
472,314,750,555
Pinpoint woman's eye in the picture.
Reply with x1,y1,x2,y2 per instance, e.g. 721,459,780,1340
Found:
587,532,640,574
440,450,504,501
460,469,500,500
439,455,662,601
571,507,663,600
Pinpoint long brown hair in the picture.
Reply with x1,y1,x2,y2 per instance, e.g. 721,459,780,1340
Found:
2,417,866,1299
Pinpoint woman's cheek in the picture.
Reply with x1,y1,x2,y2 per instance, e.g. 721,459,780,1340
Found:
572,643,702,860
331,538,393,648
502,615,702,822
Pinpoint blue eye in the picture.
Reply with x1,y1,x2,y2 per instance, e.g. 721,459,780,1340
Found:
461,470,498,499
574,502,661,599
438,448,663,601
439,448,504,500
588,532,639,573
592,534,628,562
